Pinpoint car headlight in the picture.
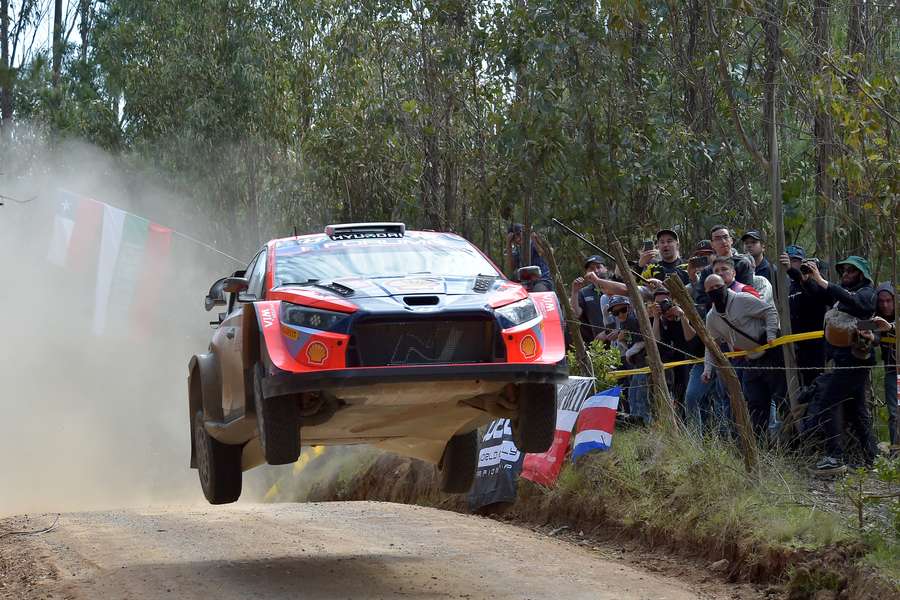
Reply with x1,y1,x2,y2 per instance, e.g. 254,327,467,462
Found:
495,298,539,328
280,303,350,332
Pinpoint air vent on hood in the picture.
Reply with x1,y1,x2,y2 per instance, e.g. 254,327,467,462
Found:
316,282,354,296
403,295,439,307
473,275,495,293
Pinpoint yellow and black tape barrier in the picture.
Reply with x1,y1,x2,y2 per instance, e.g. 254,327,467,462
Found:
609,331,897,380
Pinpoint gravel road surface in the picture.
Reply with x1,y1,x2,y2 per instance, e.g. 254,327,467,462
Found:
1,502,728,599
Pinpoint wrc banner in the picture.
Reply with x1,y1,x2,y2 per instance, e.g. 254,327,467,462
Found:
467,418,523,511
520,376,596,486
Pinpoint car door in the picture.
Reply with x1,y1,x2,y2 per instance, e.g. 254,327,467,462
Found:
220,250,266,420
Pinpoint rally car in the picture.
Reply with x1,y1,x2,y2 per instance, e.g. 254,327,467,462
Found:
188,223,567,504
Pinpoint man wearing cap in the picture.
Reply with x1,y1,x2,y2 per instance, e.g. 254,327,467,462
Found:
741,230,773,283
804,256,879,473
648,287,695,406
570,255,613,344
778,245,829,387
639,229,690,285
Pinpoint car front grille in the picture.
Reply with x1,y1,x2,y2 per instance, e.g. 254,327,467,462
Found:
348,316,504,367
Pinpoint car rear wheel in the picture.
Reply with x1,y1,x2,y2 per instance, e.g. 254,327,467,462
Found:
193,411,242,505
438,431,478,494
253,364,300,465
512,383,557,453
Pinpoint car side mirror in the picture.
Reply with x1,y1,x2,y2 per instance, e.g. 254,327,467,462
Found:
223,277,250,294
516,266,542,282
205,276,229,312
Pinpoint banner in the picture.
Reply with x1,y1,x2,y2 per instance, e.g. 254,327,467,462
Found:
520,376,595,486
468,419,524,511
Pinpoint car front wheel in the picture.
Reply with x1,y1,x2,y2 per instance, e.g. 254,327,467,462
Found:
512,383,557,453
438,431,478,494
194,411,242,505
253,364,300,465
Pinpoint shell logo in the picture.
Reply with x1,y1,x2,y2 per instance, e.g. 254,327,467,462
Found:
520,335,537,359
306,341,329,366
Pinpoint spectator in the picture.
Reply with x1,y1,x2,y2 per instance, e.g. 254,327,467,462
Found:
701,274,783,440
741,230,773,283
696,225,756,309
875,282,897,445
609,295,651,425
778,245,829,387
506,223,553,289
648,287,694,411
687,240,715,303
712,256,761,298
570,255,612,344
807,256,879,473
639,229,691,285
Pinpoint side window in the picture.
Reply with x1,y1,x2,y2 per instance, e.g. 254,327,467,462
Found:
246,249,267,300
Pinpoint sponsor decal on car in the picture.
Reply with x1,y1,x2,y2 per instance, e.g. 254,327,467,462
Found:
261,307,276,328
306,341,329,366
281,324,299,340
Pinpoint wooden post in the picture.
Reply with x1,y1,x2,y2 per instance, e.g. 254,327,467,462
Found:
532,233,592,375
769,93,801,413
611,240,677,428
664,274,759,471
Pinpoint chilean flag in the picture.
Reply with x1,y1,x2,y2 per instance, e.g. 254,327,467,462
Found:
572,387,620,461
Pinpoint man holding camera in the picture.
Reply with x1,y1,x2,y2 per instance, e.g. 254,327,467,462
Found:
778,245,829,387
649,287,698,410
806,256,881,473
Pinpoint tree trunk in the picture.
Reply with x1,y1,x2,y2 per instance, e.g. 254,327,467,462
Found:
0,0,10,127
52,0,63,86
79,0,91,62
843,0,869,256
812,0,835,266
612,241,677,429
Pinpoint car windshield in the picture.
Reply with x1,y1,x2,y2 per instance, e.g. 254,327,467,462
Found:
273,234,500,285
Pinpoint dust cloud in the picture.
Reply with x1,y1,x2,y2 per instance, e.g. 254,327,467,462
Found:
0,129,264,515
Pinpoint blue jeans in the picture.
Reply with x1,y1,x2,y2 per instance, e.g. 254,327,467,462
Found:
684,364,715,431
629,373,651,425
886,365,898,445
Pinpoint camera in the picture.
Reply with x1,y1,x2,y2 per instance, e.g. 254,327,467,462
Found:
658,299,674,314
799,258,820,274
688,255,709,268
642,239,655,252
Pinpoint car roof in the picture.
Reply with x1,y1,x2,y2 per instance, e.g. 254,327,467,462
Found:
268,229,466,248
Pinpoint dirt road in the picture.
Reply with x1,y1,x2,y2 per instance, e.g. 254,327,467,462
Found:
2,502,744,599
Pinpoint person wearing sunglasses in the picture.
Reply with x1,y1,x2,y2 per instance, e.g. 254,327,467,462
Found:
609,296,651,426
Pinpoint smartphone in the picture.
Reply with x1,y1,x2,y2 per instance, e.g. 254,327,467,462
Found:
642,239,654,252
856,319,881,331
689,256,708,268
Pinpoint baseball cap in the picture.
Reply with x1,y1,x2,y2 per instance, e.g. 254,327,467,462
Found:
608,295,631,310
652,286,670,297
693,240,715,255
507,223,524,234
584,255,605,269
785,245,805,260
655,228,678,241
741,230,765,242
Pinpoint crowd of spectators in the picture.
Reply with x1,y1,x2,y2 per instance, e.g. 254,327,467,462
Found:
514,223,900,474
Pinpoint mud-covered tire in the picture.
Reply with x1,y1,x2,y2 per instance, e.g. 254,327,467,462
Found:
193,411,242,505
512,383,557,453
253,365,300,465
438,431,478,494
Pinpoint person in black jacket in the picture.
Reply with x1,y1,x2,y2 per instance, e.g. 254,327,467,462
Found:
875,282,897,445
741,230,773,283
807,256,879,473
778,245,829,387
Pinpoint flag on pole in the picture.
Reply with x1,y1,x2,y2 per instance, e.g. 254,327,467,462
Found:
571,387,620,461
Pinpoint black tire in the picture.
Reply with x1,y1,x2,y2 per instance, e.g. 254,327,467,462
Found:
193,411,242,505
253,364,300,465
512,383,557,453
438,431,478,494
